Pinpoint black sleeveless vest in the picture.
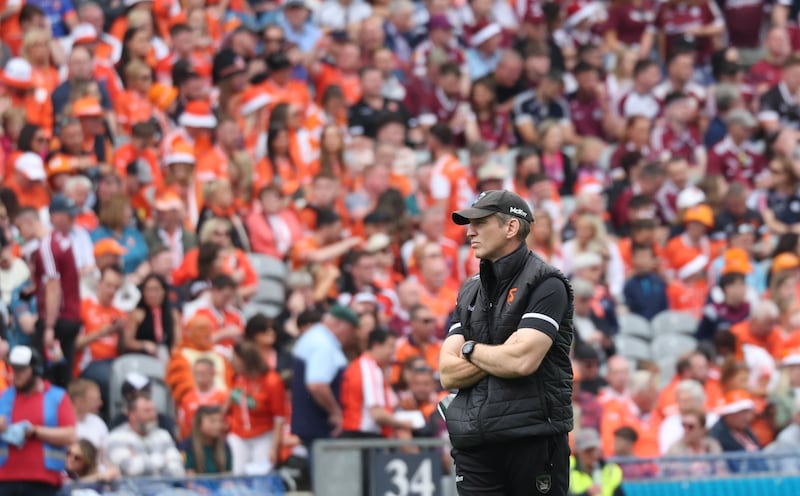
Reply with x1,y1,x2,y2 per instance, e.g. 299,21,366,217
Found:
445,244,574,449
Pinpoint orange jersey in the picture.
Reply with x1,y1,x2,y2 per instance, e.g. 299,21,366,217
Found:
341,353,393,436
260,79,313,113
655,376,724,420
601,397,660,458
177,388,228,439
666,279,708,320
0,0,22,53
228,371,287,438
172,247,257,290
77,297,125,373
391,336,441,386
315,64,361,105
114,90,155,134
417,280,459,331
112,143,162,186
30,66,59,94
166,347,234,405
253,156,307,197
731,321,787,360
1,176,50,211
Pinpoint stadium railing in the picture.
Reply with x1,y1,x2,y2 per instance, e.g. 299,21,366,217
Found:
60,473,286,496
610,451,800,496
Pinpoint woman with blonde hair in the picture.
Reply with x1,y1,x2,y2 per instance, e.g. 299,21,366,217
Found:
197,179,250,252
91,196,149,274
21,28,58,134
527,210,565,272
115,59,155,136
562,213,626,298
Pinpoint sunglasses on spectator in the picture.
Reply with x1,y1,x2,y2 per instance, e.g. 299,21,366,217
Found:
265,37,285,43
68,450,84,462
214,230,231,236
416,317,435,324
682,422,699,431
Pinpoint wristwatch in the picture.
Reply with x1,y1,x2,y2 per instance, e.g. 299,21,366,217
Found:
461,341,476,362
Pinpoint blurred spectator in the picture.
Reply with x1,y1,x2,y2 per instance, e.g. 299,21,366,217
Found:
341,328,413,437
110,372,177,438
244,314,292,382
68,378,108,451
665,409,727,477
247,184,304,259
291,305,358,452
391,304,441,386
730,299,784,360
708,389,767,473
655,351,723,422
570,428,625,496
623,243,669,320
765,396,800,473
658,379,719,454
227,341,286,475
65,438,119,484
183,274,245,349
599,356,631,406
181,405,232,474
123,273,180,358
91,195,148,275
769,349,800,430
105,396,185,477
601,370,660,457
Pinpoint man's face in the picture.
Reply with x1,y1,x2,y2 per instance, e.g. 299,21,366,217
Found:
84,386,102,414
11,365,33,390
98,270,123,304
80,5,104,32
131,398,158,431
606,358,630,392
50,211,74,234
284,5,308,28
68,50,93,80
688,354,709,382
466,215,514,261
352,254,377,285
193,362,214,390
373,336,397,367
211,287,236,308
410,308,436,340
408,370,436,401
361,69,384,98
670,54,694,84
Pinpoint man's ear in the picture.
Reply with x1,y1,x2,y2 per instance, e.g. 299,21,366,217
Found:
507,218,519,240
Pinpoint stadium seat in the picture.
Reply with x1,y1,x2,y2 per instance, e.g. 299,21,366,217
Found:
651,334,698,361
253,278,286,306
247,253,288,281
651,311,698,336
242,302,283,320
109,354,174,420
618,313,653,341
613,335,652,362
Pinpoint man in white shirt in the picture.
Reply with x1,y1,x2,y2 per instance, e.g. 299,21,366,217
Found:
68,378,109,450
105,396,184,477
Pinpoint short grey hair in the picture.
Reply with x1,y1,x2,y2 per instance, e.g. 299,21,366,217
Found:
675,379,705,404
496,213,531,242
389,0,414,15
64,175,93,196
629,370,654,394
752,299,780,321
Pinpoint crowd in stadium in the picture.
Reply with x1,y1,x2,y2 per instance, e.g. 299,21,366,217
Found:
2,0,800,491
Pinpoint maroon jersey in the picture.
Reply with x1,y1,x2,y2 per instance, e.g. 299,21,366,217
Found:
605,3,655,45
33,231,81,321
747,60,783,90
568,92,606,139
474,110,514,149
418,87,464,125
655,0,723,63
723,0,765,48
706,136,766,186
651,122,703,165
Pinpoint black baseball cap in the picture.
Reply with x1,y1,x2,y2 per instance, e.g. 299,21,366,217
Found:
452,190,533,225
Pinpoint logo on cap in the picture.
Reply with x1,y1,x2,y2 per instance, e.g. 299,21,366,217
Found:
509,206,528,218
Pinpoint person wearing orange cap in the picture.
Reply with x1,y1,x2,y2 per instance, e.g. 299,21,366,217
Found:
696,271,751,342
664,204,717,279
72,96,113,164
708,389,768,472
771,251,800,276
708,224,767,295
730,299,787,361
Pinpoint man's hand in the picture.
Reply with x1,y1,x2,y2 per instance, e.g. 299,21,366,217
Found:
43,327,55,349
328,411,343,437
588,484,603,496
